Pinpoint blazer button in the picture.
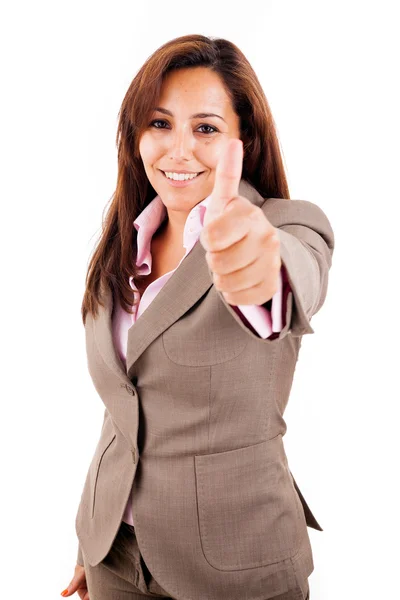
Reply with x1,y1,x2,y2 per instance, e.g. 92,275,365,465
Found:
132,448,137,463
120,383,135,396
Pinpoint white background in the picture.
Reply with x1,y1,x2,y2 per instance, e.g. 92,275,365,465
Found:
1,1,399,598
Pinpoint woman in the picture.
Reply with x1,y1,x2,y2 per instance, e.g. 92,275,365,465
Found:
61,34,334,600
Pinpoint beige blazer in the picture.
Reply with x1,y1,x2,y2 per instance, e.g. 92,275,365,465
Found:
75,179,335,600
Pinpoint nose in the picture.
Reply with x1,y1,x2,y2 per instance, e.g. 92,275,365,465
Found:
168,125,194,161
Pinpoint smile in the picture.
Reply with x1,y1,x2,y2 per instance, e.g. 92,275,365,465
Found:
159,170,205,187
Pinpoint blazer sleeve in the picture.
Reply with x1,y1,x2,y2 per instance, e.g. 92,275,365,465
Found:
77,543,84,566
212,197,335,341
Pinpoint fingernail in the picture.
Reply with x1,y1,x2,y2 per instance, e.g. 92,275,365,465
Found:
61,589,69,597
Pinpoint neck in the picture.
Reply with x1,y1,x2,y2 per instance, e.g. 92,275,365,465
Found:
158,211,187,247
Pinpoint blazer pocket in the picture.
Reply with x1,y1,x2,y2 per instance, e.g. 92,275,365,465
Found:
194,436,303,571
90,432,116,518
162,293,249,366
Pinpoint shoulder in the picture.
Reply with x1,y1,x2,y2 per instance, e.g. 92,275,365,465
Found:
260,197,335,251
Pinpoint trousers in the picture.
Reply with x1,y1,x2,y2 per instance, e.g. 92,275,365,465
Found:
83,520,310,600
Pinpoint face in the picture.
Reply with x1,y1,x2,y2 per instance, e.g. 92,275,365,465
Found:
138,67,241,221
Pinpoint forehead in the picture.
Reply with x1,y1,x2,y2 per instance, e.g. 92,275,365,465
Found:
157,67,232,111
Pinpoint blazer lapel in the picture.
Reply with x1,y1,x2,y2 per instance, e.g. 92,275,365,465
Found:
126,237,213,380
91,179,265,383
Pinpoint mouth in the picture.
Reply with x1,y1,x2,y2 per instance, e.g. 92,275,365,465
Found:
158,169,205,186
159,169,205,177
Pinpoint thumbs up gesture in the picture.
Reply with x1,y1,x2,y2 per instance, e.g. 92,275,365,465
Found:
200,139,282,306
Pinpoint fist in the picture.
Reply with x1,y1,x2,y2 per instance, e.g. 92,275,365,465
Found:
199,139,281,306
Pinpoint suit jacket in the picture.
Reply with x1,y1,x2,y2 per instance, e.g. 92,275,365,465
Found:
74,178,335,600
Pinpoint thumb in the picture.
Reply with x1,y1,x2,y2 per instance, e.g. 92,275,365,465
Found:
205,138,243,226
61,566,86,597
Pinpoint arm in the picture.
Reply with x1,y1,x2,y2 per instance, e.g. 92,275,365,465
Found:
77,543,84,566
75,408,111,567
213,198,335,341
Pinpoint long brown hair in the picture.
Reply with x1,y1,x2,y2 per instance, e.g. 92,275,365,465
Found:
81,34,290,325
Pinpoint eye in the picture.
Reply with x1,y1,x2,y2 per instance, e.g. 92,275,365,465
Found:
150,119,168,129
149,120,218,134
197,124,218,134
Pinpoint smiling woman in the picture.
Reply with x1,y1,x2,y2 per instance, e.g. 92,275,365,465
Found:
68,33,334,600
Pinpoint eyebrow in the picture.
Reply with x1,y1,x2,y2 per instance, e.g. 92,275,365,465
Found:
153,107,227,124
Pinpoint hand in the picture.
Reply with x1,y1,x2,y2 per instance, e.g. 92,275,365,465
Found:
200,139,281,306
60,564,89,599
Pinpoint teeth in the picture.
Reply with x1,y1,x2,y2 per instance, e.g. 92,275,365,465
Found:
164,171,199,181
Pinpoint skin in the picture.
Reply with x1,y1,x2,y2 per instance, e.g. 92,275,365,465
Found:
61,564,88,599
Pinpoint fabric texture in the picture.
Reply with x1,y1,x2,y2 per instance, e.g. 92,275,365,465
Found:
113,188,288,526
75,178,334,600
82,521,310,600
